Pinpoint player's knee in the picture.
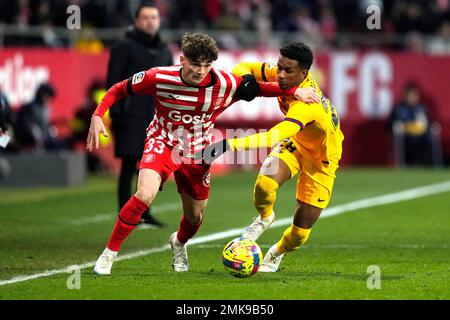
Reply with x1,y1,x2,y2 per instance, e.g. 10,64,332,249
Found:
253,175,279,205
134,189,156,207
284,225,311,252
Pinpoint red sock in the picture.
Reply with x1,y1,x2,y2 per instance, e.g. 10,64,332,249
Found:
107,196,149,251
177,215,203,244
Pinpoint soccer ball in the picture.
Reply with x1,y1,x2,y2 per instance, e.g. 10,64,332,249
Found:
222,237,263,278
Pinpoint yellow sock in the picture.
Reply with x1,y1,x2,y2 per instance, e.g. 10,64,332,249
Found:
276,224,311,253
253,174,279,219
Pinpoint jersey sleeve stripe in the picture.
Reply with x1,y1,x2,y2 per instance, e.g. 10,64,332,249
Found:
156,91,198,102
224,72,237,106
215,70,227,96
156,83,199,92
202,87,213,111
261,62,267,82
284,117,304,129
126,78,135,95
156,73,182,83
157,65,182,72
159,100,196,111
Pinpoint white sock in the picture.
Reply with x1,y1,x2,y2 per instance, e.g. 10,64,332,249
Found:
261,212,275,222
104,247,118,256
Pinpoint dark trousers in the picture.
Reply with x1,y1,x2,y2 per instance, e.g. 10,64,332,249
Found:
404,135,431,166
118,156,151,219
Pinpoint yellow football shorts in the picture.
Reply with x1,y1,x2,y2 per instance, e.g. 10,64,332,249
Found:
268,138,337,209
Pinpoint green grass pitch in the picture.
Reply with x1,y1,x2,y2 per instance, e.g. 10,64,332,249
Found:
0,168,449,300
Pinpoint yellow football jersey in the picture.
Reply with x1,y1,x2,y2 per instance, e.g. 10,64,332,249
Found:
232,62,344,170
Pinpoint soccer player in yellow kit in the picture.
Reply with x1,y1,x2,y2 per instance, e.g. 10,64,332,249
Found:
198,42,344,272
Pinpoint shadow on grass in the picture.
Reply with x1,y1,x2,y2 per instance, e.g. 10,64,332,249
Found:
82,268,404,283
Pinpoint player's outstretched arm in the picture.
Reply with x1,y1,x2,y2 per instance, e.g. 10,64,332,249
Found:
85,79,128,151
232,61,320,104
87,69,157,151
195,120,301,164
257,82,320,104
233,74,319,103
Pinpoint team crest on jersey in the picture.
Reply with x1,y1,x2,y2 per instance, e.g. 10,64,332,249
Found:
143,153,155,163
132,71,145,84
202,172,211,187
266,62,276,69
214,97,225,108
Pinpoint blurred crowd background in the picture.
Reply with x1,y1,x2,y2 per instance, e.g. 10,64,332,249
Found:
1,0,450,186
1,0,449,52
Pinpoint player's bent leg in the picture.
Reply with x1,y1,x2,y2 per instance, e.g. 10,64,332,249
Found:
259,201,321,273
292,200,322,229
134,168,163,206
94,169,162,275
255,156,292,216
243,156,292,240
170,193,207,272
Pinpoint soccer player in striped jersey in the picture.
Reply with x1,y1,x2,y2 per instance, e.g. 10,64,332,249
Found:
87,33,318,275
198,42,344,272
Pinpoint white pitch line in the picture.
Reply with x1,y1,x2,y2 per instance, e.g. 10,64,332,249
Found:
271,179,450,228
1,180,450,287
69,202,181,225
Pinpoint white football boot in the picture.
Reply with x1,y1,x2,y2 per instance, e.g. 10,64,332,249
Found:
169,232,189,272
242,212,275,240
93,248,118,275
258,244,284,273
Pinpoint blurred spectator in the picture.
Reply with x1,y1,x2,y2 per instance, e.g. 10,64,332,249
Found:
428,21,450,53
319,3,337,43
292,4,322,46
0,91,12,178
1,0,449,51
14,83,62,151
389,82,442,167
75,27,105,54
203,0,223,27
0,91,12,136
404,31,425,53
212,0,244,31
68,81,105,172
167,0,206,29
212,0,244,49
107,2,173,229
269,0,297,31
393,1,436,34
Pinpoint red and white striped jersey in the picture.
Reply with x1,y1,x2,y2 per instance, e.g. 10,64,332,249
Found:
128,65,243,155
93,64,296,156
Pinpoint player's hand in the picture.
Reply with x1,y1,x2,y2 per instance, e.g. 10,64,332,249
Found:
86,115,108,152
294,87,320,104
193,139,231,164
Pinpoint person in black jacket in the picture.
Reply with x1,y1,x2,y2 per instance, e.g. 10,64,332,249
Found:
107,3,173,229
0,91,11,136
14,83,60,151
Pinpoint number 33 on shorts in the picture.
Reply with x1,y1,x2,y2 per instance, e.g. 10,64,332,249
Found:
144,138,165,154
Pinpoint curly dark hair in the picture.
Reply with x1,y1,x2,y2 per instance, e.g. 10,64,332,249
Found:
280,42,313,70
181,33,219,62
